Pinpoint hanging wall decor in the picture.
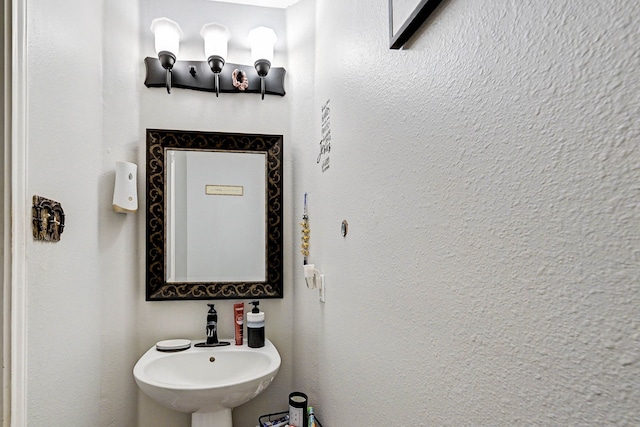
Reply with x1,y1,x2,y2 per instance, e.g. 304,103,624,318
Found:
389,0,444,49
32,195,65,242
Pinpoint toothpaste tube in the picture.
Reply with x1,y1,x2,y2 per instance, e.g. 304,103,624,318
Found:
234,303,244,345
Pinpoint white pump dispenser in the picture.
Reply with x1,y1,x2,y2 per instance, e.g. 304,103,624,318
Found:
113,161,138,213
247,300,265,348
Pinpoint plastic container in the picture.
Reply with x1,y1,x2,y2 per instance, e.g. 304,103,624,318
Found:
234,303,244,345
247,301,265,348
288,392,308,427
308,406,317,427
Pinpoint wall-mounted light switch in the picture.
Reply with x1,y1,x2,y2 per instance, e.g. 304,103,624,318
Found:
319,274,325,303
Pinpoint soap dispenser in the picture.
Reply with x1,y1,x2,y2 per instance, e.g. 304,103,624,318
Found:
112,161,138,213
247,300,265,348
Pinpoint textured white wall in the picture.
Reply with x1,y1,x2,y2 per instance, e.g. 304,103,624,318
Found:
26,0,105,424
20,0,640,425
23,0,294,426
136,2,294,427
290,0,640,425
25,0,141,425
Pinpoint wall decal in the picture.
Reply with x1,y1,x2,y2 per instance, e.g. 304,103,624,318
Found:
318,98,331,173
32,195,65,242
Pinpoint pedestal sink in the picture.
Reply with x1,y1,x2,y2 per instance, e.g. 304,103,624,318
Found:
133,339,281,427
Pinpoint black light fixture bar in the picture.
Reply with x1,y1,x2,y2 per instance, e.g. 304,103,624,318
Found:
144,57,286,96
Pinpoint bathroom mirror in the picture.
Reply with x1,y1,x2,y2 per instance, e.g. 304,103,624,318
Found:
146,129,283,300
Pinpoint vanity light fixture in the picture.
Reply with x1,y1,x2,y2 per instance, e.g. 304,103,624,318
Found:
150,18,183,94
144,20,285,98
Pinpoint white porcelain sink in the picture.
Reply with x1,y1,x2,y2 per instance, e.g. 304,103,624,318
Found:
133,339,280,427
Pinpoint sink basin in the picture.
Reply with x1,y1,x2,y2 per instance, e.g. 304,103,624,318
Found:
133,339,280,427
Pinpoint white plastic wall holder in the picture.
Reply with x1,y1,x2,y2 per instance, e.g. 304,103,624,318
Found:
304,264,318,288
304,264,325,303
113,161,138,213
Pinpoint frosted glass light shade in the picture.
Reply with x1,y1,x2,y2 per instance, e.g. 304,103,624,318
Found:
248,26,277,63
150,18,183,56
201,23,231,60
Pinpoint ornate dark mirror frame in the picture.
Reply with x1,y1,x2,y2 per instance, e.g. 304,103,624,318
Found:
145,129,283,301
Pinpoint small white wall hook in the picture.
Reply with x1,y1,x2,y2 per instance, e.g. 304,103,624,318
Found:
303,264,325,302
304,264,319,289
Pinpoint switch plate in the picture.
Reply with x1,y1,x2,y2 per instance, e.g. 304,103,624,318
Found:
319,274,325,303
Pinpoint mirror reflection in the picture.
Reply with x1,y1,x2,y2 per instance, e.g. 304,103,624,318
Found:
166,150,267,283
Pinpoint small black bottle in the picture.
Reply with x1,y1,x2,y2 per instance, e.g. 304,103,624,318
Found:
205,304,218,345
247,301,265,348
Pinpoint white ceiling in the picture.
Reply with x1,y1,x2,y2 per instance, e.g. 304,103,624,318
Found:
209,0,301,8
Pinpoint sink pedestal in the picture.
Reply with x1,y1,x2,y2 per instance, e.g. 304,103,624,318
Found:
192,409,232,427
